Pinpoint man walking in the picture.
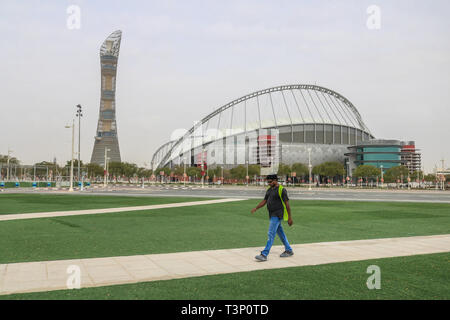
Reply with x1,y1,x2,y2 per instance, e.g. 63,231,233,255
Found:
251,174,294,261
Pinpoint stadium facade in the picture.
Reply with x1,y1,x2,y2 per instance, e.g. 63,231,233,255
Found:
90,30,122,165
151,84,381,175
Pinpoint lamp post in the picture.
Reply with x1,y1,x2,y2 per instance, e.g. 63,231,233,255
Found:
142,162,148,189
106,157,111,185
308,148,312,191
434,165,438,190
65,119,75,192
183,158,187,187
380,165,384,188
6,148,13,182
246,160,249,186
407,162,411,190
76,105,82,183
103,147,110,187
201,148,205,188
221,166,224,185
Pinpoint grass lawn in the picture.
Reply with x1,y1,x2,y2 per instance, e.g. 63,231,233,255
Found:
0,193,211,214
2,252,448,300
0,196,449,264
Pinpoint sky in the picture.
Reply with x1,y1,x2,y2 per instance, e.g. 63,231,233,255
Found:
0,0,449,173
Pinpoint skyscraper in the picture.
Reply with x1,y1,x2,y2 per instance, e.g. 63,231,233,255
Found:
90,30,122,165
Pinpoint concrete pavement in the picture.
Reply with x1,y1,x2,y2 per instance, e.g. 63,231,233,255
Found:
0,198,246,222
1,234,449,296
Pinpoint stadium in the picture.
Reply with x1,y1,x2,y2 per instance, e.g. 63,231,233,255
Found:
151,84,375,174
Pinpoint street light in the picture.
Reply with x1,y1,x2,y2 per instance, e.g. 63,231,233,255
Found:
103,147,111,187
76,104,83,183
380,165,384,188
246,160,249,186
142,162,148,189
183,157,187,187
307,148,312,185
6,147,13,182
308,148,312,191
201,148,205,188
407,162,411,189
65,119,75,192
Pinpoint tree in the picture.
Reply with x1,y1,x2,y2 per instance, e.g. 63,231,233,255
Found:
230,165,246,180
137,168,153,179
86,163,104,178
313,161,345,183
424,174,437,182
155,167,171,177
108,161,124,178
312,163,323,176
122,162,139,179
0,154,20,165
383,165,409,183
65,159,83,168
353,165,380,183
248,164,260,177
172,165,184,177
291,163,308,177
277,163,291,176
186,166,201,179
211,166,222,179
411,170,424,182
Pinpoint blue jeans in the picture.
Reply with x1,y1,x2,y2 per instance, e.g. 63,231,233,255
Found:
261,216,293,257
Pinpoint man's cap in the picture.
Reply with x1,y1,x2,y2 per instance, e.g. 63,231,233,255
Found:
266,174,278,180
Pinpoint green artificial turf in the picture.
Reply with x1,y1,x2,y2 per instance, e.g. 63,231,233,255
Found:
0,196,449,264
0,193,210,214
2,252,448,300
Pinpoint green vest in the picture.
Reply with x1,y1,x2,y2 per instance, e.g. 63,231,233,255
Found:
267,184,288,221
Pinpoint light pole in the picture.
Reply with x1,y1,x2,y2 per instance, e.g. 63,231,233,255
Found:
107,157,111,185
221,166,224,185
308,148,312,191
142,162,148,189
65,119,75,192
422,164,425,188
407,162,411,189
76,104,82,183
246,160,249,186
6,148,13,182
434,165,438,190
201,148,205,188
380,165,384,188
103,147,110,187
183,157,187,187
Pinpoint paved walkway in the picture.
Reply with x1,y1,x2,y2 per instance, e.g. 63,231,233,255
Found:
1,234,449,296
0,198,246,222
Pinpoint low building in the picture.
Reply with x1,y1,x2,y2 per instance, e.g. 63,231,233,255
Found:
345,139,421,176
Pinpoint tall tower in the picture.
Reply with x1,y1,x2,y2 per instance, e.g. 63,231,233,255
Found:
90,30,122,165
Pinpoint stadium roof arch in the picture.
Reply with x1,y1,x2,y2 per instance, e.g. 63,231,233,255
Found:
151,84,373,170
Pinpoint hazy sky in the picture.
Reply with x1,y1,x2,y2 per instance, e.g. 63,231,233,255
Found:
1,0,449,172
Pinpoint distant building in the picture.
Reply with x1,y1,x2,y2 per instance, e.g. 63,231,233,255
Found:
401,143,422,173
90,30,122,165
345,139,421,176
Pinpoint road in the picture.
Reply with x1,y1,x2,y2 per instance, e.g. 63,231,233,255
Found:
3,185,450,203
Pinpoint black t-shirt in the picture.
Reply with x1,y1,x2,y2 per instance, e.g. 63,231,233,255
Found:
264,185,289,218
